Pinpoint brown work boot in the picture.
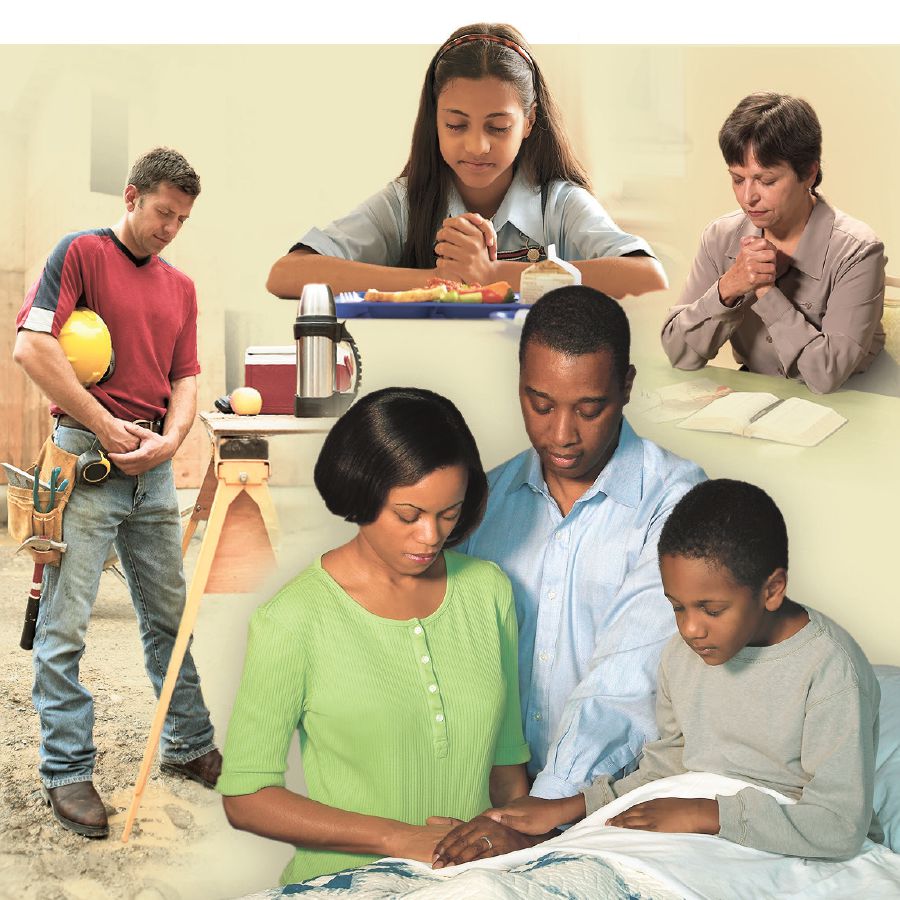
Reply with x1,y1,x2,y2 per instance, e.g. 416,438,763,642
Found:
41,781,109,838
159,748,222,789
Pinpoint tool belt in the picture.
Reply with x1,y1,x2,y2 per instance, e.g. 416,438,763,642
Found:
55,414,165,435
6,435,79,566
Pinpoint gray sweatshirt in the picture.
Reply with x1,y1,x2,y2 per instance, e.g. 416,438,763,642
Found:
583,606,883,860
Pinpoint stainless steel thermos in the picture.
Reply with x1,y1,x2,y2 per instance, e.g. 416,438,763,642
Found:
293,284,361,417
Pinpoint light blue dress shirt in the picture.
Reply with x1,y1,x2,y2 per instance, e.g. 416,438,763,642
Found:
461,419,706,799
293,169,654,264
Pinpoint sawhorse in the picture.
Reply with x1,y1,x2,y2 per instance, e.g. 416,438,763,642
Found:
121,412,333,842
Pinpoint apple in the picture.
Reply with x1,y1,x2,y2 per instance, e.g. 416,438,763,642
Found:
230,386,263,415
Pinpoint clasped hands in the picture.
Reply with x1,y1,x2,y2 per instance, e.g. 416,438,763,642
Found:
718,235,791,307
105,420,177,475
426,794,719,867
433,212,498,286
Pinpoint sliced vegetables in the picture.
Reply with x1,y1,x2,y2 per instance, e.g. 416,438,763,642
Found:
364,279,516,304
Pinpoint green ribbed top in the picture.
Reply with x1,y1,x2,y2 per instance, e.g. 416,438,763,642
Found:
218,550,530,885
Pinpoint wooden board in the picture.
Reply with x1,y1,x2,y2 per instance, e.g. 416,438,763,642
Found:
1,270,52,483
171,416,206,489
200,411,335,437
204,490,277,594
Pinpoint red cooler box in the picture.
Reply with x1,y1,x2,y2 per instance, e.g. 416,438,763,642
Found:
244,346,352,414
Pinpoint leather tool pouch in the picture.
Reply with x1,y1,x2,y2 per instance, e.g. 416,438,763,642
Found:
6,435,79,566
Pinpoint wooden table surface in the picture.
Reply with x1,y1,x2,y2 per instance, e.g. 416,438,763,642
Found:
200,411,336,438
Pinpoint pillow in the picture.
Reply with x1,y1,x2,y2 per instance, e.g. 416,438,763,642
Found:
874,664,900,853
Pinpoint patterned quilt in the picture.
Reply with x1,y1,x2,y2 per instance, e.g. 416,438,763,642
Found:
246,851,671,898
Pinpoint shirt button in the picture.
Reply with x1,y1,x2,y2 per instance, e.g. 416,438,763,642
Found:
539,652,549,662
804,302,812,309
555,533,563,542
429,684,438,693
534,713,543,721
413,625,423,635
421,655,430,664
547,590,556,600
435,713,444,723
766,336,773,343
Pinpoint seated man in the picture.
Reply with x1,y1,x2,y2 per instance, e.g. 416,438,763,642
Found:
661,92,885,394
477,479,882,862
439,286,705,858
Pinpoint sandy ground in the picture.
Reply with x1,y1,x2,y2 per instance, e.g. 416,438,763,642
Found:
0,487,352,900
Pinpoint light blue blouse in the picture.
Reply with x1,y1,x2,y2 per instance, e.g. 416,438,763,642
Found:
294,169,654,265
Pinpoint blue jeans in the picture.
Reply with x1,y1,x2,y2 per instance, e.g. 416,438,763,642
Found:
33,425,215,788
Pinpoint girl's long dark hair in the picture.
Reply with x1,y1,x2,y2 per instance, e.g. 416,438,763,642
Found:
399,23,591,270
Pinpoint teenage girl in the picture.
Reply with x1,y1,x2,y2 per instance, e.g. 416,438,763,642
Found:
267,24,667,299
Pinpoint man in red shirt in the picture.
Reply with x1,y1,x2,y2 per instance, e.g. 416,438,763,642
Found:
14,147,220,838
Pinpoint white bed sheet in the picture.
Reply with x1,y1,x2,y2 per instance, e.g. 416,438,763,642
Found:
395,772,900,899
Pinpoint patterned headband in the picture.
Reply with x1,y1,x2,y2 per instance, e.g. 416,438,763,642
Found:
435,33,535,70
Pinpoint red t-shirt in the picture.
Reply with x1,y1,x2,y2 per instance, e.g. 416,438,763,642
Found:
17,228,200,421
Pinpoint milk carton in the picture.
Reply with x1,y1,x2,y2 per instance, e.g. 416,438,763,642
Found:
519,244,581,304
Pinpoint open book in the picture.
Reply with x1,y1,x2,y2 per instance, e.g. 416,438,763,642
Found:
676,392,846,447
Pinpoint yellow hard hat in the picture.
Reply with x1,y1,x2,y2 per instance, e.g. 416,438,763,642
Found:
58,309,114,386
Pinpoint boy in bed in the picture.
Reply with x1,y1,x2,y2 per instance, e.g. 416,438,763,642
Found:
434,478,883,864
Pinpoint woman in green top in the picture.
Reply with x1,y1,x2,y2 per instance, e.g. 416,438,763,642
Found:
218,387,532,884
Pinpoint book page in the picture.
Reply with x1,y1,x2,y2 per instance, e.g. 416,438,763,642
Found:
631,379,733,423
677,392,780,435
747,397,847,446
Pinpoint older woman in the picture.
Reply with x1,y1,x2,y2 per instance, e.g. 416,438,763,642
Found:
662,92,885,394
217,387,530,885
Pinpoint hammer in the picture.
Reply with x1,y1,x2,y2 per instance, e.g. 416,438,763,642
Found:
16,537,67,650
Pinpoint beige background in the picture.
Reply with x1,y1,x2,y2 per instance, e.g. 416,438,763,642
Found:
1,44,898,636
2,41,898,615
2,45,897,447
1,43,899,895
2,45,897,399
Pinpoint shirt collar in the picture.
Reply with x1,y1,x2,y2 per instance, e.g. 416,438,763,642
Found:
446,183,466,218
508,447,545,496
789,197,834,279
724,214,762,260
446,169,544,247
507,418,644,510
492,169,543,246
722,197,834,280
585,419,644,508
105,227,153,268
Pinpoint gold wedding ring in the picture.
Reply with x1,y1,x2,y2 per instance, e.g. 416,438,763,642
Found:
480,834,493,850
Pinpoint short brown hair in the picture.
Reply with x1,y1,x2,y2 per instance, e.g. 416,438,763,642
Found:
127,147,201,197
718,93,822,195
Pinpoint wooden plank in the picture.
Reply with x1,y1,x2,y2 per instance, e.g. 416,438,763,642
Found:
172,415,206,489
1,270,52,481
200,410,335,437
204,489,276,594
